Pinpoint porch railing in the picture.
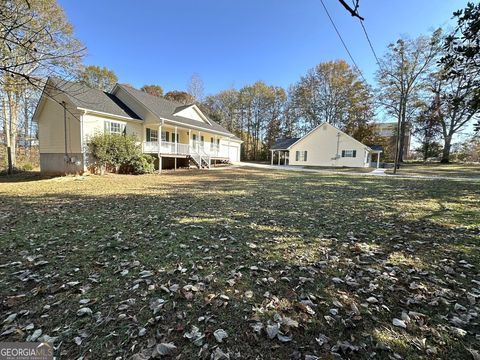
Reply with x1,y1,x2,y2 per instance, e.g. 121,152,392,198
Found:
144,141,231,158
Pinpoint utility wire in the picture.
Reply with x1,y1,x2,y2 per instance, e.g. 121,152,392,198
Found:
319,0,367,83
359,19,381,67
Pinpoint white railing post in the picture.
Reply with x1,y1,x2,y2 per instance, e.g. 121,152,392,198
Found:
175,126,178,154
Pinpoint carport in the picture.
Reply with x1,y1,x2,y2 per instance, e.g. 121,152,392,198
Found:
270,138,300,166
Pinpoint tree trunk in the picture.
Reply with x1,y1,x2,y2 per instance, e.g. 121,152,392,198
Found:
441,135,452,163
398,97,408,163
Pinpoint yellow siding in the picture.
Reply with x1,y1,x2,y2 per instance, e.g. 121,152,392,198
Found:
174,106,205,123
37,97,81,154
82,113,143,143
289,123,368,167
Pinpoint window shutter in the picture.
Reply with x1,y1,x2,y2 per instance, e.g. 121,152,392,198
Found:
341,150,345,157
353,150,357,158
296,151,299,161
122,124,126,136
304,151,307,161
104,121,109,133
146,128,151,141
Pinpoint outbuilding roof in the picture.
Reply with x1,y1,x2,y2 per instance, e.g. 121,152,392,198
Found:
271,138,301,150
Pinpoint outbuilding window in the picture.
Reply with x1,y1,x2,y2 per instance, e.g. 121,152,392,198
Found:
341,150,357,158
296,151,308,161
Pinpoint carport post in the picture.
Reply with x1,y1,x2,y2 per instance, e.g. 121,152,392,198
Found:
270,150,273,165
278,151,281,166
376,153,380,168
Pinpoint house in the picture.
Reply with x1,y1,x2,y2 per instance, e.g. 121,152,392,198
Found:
33,77,242,174
270,122,382,168
374,122,411,160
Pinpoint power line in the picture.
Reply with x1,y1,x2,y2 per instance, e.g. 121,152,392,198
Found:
319,0,367,83
358,19,381,67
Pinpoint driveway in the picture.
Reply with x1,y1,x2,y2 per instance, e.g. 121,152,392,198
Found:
233,162,480,181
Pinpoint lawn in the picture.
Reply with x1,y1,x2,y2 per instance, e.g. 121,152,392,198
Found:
386,162,480,178
0,168,479,359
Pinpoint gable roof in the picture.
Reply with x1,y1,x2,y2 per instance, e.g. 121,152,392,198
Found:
115,84,238,138
271,138,301,150
47,77,141,119
271,122,372,151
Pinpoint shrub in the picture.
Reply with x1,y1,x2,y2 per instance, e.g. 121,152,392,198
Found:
21,163,34,171
87,133,153,175
120,154,155,174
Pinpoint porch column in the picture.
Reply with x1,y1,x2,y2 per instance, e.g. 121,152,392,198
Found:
158,124,162,174
175,126,178,154
278,151,281,166
198,130,201,152
189,130,191,150
271,150,273,165
376,153,380,169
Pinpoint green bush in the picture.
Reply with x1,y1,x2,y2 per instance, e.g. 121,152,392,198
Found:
87,133,154,175
120,153,155,174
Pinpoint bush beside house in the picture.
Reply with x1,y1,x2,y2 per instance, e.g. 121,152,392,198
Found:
87,133,154,175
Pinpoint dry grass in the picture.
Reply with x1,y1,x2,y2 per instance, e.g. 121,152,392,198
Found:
386,162,480,178
0,168,479,359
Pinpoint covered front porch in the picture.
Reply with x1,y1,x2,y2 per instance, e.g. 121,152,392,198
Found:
142,124,234,172
142,124,231,157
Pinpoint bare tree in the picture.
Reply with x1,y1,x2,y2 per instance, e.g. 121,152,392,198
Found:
187,73,204,102
376,30,442,171
0,0,83,173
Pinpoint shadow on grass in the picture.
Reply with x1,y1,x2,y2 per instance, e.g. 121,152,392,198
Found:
0,169,479,359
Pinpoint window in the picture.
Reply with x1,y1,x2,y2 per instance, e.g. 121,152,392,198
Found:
210,137,214,150
295,151,308,162
146,128,158,142
161,131,170,142
341,150,357,158
105,121,125,135
192,133,197,145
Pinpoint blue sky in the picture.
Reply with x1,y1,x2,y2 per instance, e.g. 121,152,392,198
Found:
59,0,468,96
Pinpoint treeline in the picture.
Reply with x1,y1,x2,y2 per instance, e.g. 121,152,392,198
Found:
200,3,480,163
200,60,376,161
1,1,479,172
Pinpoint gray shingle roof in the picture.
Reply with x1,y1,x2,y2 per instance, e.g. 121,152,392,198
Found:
368,144,384,151
117,85,237,138
271,138,300,150
48,77,140,119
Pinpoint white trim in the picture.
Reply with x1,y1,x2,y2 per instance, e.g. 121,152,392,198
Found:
161,117,233,138
80,113,85,170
